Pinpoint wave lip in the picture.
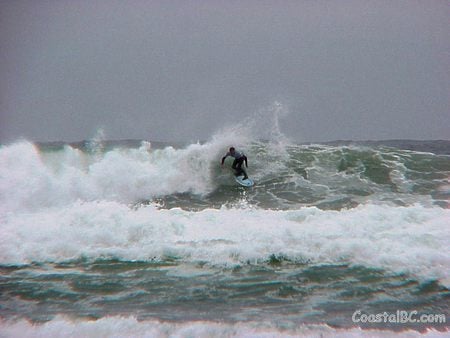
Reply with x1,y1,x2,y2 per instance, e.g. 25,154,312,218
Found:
0,140,228,212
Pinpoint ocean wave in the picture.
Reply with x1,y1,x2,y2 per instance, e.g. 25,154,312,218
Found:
1,202,448,286
0,138,239,213
1,138,448,213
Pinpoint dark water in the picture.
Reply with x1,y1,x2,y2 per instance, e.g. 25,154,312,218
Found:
1,259,449,331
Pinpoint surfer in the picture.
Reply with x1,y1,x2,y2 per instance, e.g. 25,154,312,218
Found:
221,147,248,180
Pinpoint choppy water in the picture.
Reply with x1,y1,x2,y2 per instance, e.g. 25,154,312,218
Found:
1,136,449,337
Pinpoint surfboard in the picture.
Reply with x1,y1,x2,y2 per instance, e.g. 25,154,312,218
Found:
235,175,254,187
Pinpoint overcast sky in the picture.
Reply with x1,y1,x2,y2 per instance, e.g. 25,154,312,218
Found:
1,0,449,143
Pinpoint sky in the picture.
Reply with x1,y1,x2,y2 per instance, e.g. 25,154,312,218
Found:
1,0,449,143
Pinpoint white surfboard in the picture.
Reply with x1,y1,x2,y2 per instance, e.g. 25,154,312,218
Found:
234,175,254,187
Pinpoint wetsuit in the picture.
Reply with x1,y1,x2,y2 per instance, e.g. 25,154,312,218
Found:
221,151,248,179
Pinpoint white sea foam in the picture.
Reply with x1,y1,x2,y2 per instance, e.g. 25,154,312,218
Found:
1,201,448,286
0,136,249,213
1,138,449,285
0,103,299,214
0,316,446,338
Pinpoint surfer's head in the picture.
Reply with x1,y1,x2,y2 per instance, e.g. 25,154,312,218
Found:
229,147,235,153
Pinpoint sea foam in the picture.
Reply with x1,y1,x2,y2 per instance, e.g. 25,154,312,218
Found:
0,137,246,213
1,201,448,286
0,316,447,338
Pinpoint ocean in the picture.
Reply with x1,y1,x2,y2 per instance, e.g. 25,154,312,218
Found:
0,136,449,337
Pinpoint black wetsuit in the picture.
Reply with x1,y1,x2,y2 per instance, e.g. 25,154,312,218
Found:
221,151,248,179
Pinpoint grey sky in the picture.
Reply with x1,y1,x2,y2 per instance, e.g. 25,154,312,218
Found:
1,0,449,143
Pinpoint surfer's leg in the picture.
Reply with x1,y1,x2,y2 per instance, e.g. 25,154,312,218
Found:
232,159,238,170
232,159,240,175
241,168,248,180
236,158,247,179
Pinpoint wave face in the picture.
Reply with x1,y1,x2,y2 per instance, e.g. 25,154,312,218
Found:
1,138,449,212
1,136,449,334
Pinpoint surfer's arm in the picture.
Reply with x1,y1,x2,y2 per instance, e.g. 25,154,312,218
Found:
244,156,248,168
221,155,228,166
221,152,230,166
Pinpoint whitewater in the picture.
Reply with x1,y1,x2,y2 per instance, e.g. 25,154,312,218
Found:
1,128,449,336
